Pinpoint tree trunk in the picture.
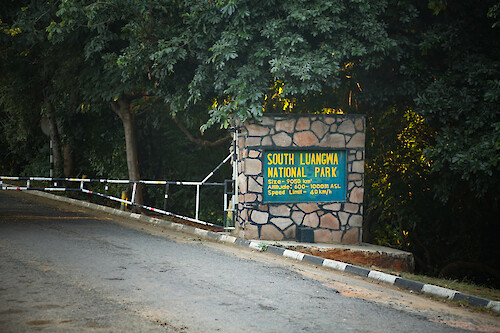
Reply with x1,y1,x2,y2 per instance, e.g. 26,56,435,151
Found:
62,144,74,177
111,97,144,207
44,99,63,178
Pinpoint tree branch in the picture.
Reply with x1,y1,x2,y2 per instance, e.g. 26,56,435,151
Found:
172,115,231,147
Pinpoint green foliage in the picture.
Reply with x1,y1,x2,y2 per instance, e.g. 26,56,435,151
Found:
363,1,500,281
0,1,49,175
414,9,500,199
47,0,185,103
183,0,402,128
365,108,435,248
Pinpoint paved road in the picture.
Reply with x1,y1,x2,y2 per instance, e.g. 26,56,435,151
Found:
0,191,498,332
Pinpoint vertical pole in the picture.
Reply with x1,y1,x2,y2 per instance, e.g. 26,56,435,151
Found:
50,139,57,186
195,184,200,220
131,182,137,205
224,179,235,230
121,190,128,211
223,191,228,225
163,183,169,210
223,179,229,229
232,128,239,227
50,139,54,179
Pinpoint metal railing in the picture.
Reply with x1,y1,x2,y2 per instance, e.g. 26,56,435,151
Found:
1,153,236,230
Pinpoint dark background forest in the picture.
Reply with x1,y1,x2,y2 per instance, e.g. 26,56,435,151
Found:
1,0,499,287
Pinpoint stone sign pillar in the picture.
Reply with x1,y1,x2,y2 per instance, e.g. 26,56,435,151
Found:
234,114,365,244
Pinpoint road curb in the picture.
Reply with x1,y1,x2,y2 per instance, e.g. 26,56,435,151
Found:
24,190,500,314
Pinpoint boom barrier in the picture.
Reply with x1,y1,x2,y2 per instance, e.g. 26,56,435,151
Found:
1,153,236,230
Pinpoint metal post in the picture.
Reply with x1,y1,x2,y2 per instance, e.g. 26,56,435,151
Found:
223,181,228,229
131,182,137,205
49,139,58,187
195,184,200,220
121,191,128,211
232,127,239,226
49,139,53,178
163,183,169,210
224,179,235,229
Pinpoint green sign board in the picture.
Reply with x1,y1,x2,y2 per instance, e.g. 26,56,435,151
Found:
263,150,347,203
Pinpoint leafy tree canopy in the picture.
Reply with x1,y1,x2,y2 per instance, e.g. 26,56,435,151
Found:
414,1,500,200
180,0,407,129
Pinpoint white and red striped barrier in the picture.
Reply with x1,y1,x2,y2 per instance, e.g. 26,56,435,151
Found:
1,152,235,230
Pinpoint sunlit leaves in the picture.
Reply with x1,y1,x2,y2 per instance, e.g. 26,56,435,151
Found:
365,107,435,251
184,0,399,127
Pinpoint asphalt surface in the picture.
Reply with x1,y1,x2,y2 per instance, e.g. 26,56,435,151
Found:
0,191,498,332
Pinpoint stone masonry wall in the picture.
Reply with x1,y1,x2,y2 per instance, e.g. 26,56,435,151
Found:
235,114,365,244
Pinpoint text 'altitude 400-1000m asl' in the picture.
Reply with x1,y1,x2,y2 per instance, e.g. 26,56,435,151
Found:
263,150,347,203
